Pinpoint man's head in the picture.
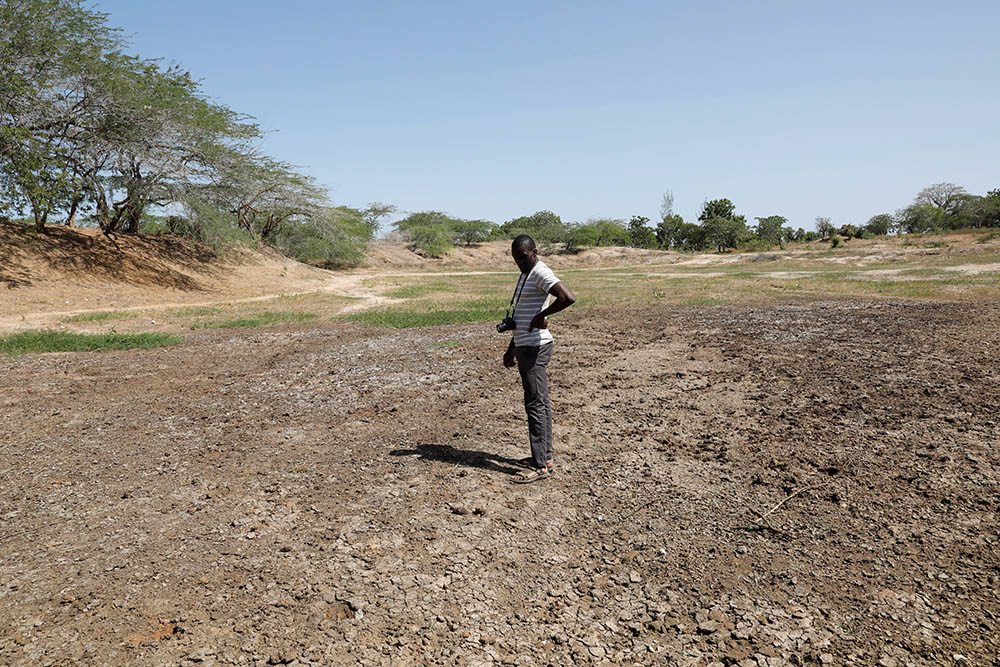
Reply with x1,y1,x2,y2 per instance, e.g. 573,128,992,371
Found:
511,235,538,274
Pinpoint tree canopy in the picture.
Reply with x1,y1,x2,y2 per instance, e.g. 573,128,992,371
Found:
0,0,371,266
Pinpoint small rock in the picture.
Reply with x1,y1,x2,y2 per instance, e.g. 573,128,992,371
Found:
698,620,719,634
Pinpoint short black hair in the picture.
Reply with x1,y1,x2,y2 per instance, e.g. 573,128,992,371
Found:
512,234,536,251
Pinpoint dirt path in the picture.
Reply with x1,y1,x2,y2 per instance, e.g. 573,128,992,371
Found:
0,266,675,332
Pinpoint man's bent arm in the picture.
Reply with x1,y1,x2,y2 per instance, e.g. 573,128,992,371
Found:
541,282,575,318
529,281,575,330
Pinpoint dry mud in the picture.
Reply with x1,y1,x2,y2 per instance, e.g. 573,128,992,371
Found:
1,299,999,666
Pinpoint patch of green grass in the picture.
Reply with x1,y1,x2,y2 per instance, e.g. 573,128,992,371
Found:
681,297,730,305
346,303,500,329
387,280,458,299
196,311,319,329
167,305,222,317
0,330,182,355
64,310,134,323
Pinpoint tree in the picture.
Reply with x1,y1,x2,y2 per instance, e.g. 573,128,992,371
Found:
497,210,566,242
360,202,396,240
897,203,945,234
393,211,461,256
975,189,1000,228
656,213,684,249
698,199,746,252
628,215,655,248
0,0,123,230
754,215,787,247
703,216,748,252
568,219,629,248
675,222,708,251
815,216,834,239
898,183,969,231
699,198,744,224
659,190,674,220
864,213,894,236
271,206,370,268
451,218,495,246
0,0,263,235
914,183,967,216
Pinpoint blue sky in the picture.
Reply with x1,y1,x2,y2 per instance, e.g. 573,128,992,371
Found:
95,0,999,233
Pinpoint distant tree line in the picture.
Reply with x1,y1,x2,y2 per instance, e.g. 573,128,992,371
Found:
393,182,1000,258
0,0,379,266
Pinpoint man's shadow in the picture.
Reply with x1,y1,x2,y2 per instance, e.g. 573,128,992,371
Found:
389,443,524,476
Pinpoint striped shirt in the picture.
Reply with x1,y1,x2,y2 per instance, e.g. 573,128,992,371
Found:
511,259,560,347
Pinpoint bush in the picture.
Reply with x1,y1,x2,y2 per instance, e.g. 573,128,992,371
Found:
831,235,842,248
271,210,368,268
407,224,452,258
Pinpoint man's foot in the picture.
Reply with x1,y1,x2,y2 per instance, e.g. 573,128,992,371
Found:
511,467,550,484
516,456,554,471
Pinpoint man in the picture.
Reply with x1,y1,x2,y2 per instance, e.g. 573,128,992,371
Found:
503,234,576,484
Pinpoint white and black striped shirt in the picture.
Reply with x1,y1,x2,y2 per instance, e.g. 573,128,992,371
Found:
512,260,559,347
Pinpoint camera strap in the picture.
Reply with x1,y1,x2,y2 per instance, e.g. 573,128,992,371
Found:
505,271,528,318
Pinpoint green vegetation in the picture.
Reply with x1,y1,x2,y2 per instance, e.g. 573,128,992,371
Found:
194,311,318,329
0,330,181,355
64,310,134,323
343,251,1000,331
1,0,375,265
347,306,499,329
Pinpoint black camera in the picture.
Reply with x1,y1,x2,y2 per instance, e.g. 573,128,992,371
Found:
496,316,516,333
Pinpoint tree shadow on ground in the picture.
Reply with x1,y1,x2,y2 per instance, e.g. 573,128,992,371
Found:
389,443,524,476
0,221,225,292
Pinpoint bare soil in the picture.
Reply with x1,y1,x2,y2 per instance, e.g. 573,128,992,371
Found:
1,226,998,666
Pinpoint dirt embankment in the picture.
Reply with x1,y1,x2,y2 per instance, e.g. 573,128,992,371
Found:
4,224,996,332
0,225,691,328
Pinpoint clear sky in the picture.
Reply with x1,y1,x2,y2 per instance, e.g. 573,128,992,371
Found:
94,0,999,233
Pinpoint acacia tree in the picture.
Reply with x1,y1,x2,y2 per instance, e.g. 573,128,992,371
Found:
97,61,261,235
185,148,323,240
0,0,261,235
0,0,122,230
360,202,396,240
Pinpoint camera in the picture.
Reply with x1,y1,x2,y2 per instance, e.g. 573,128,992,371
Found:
496,316,516,333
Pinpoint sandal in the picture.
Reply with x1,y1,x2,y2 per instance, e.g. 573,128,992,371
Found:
511,467,550,484
516,456,554,471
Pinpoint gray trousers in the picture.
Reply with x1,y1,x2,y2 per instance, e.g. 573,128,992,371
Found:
515,343,553,468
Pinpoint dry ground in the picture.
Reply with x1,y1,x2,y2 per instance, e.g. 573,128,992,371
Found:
1,225,999,666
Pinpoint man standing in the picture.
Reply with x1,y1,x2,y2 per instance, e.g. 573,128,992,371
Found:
503,235,576,484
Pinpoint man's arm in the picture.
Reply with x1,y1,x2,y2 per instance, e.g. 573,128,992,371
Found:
529,281,576,331
503,337,516,368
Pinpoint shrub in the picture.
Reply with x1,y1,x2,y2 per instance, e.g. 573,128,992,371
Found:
407,224,452,258
831,235,842,248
